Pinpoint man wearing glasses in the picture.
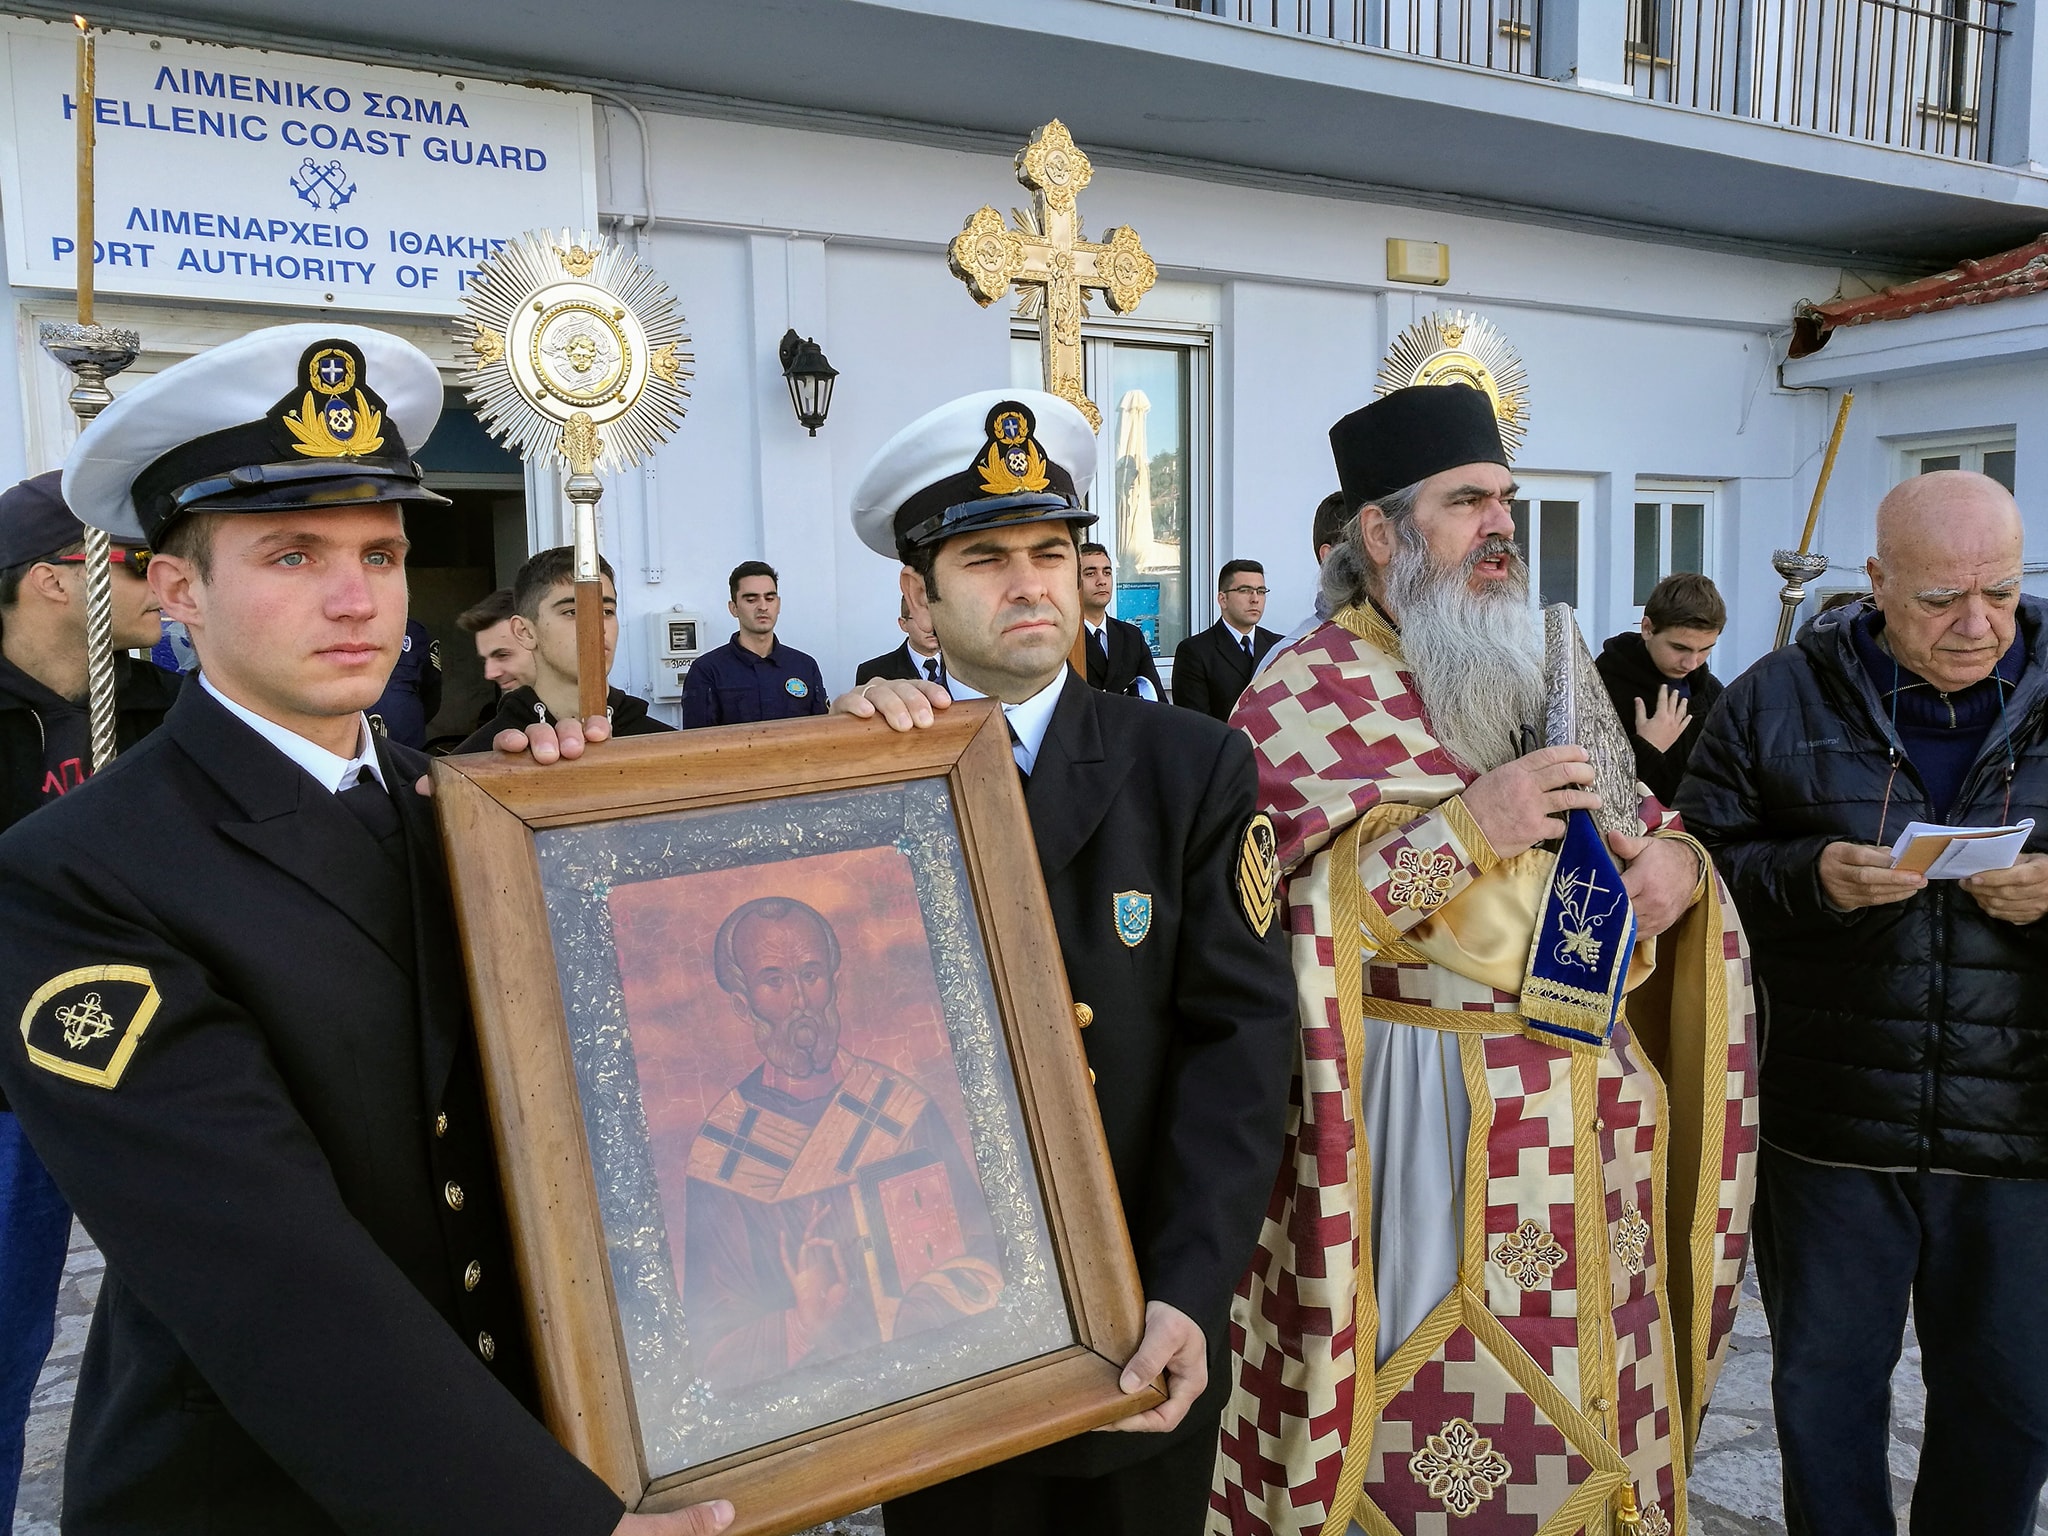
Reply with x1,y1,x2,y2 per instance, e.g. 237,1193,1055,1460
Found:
1169,560,1281,721
0,471,177,1525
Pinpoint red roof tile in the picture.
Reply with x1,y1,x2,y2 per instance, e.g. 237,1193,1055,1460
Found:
1791,233,2048,356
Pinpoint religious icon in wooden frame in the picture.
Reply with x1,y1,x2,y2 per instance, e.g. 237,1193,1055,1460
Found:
431,702,1156,1533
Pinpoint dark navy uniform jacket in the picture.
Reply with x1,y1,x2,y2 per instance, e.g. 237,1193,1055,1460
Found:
367,618,442,750
854,641,945,688
679,633,828,728
1007,672,1295,1478
0,681,622,1535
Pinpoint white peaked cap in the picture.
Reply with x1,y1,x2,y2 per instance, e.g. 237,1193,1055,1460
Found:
64,323,446,544
851,389,1096,560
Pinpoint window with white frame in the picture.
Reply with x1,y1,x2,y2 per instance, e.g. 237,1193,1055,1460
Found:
1509,475,1597,616
1632,483,1719,607
1895,430,2015,492
1011,327,1210,659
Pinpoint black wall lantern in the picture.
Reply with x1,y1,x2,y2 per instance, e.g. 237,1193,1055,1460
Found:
777,328,838,436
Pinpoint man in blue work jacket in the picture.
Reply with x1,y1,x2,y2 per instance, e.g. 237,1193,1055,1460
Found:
680,561,828,728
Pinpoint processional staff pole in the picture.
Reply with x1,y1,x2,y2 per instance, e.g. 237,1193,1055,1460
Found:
1771,391,1854,651
41,15,140,773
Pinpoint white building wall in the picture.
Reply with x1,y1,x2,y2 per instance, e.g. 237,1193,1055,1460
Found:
13,93,1997,707
1796,359,2048,599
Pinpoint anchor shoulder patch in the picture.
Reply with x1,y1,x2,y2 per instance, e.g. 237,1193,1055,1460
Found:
1236,812,1280,937
19,965,161,1090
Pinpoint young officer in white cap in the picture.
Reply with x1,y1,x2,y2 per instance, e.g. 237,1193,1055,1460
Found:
840,392,1296,1536
0,325,730,1536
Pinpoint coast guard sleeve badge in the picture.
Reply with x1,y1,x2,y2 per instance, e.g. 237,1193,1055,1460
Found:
20,965,161,1090
1237,813,1280,938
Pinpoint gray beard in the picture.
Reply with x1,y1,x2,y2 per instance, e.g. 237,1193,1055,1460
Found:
1385,531,1545,774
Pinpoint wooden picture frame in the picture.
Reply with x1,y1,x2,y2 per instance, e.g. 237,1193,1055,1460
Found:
431,702,1157,1534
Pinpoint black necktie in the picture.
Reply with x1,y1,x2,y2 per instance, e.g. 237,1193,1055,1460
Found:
1090,628,1110,667
338,766,404,863
1241,634,1253,658
923,656,941,684
1005,718,1030,788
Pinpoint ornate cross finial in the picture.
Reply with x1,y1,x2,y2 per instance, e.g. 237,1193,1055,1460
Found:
947,120,1158,431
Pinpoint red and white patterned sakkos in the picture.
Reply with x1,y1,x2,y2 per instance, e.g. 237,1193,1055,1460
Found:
1211,610,1759,1536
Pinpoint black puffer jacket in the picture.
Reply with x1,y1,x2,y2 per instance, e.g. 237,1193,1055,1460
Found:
1676,596,2048,1178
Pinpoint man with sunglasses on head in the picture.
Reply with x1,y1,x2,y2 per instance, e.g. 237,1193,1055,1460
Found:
0,471,177,1523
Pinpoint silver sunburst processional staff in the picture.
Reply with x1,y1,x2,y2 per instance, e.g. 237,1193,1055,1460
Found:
456,229,693,719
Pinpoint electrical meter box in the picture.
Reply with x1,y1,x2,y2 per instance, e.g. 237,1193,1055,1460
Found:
647,609,706,700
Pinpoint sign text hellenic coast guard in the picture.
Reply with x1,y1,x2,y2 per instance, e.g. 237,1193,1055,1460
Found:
0,16,597,316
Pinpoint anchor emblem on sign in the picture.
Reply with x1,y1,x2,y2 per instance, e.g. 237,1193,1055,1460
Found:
289,157,357,211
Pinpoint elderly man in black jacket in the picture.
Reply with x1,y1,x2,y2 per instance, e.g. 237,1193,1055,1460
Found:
1677,469,2048,1536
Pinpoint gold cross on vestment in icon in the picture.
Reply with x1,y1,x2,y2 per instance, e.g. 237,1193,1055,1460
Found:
947,120,1158,432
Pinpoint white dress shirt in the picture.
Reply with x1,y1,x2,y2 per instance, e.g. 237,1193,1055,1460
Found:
200,673,384,792
947,669,1064,775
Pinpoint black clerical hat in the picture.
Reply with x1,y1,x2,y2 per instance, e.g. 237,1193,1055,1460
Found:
1329,385,1509,511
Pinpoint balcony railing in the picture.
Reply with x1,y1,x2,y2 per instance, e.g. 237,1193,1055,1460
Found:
1144,0,2010,159
1150,0,1540,76
1626,0,2011,158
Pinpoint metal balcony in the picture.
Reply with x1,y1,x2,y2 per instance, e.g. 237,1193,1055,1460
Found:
1627,0,2011,158
1147,0,1541,74
1144,0,2012,159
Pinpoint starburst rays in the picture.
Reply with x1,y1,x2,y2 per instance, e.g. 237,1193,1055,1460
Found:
456,229,694,472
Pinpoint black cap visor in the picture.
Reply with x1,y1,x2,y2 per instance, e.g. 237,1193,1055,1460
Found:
156,459,449,543
898,491,1097,559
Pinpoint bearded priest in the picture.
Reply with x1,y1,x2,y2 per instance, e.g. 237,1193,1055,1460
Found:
1211,386,1759,1536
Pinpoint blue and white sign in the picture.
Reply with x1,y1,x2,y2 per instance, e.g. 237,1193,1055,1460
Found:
0,16,597,316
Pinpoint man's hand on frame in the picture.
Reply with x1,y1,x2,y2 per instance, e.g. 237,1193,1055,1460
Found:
1103,1299,1206,1435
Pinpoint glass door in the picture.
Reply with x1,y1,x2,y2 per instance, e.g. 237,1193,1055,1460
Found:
1012,331,1209,663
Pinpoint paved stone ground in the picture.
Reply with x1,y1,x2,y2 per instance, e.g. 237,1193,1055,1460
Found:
14,1227,2045,1535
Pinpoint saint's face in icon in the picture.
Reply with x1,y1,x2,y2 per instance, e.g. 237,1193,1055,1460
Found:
720,899,842,1079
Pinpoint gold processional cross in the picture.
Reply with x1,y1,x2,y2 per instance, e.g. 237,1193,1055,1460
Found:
947,120,1158,432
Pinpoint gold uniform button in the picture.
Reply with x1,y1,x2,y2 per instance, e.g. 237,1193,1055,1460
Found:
1074,1002,1094,1029
464,1260,482,1291
1595,1117,1607,1132
434,1112,448,1137
1591,1394,1613,1413
444,1181,465,1211
1088,1068,1097,1085
477,1331,496,1361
